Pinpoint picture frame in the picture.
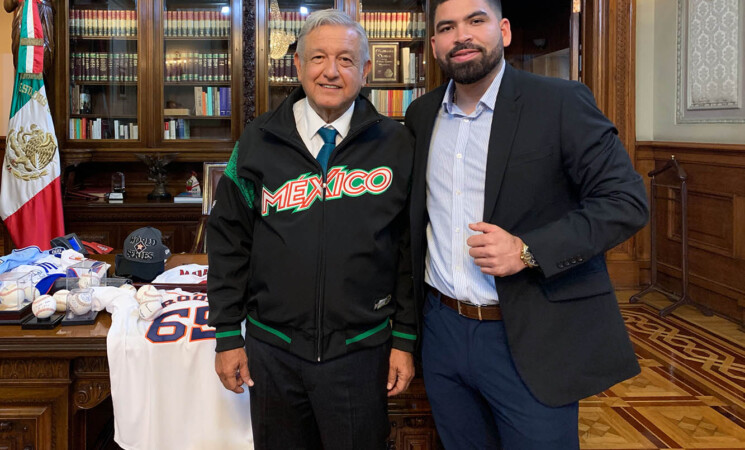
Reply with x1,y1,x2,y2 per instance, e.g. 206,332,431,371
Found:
370,43,399,82
202,162,227,215
191,162,227,253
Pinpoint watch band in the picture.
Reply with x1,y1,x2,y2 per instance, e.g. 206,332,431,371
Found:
520,242,539,269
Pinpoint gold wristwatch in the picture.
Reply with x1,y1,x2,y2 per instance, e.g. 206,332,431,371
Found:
520,242,539,269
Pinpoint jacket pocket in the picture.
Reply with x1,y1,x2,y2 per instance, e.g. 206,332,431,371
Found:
540,257,613,302
508,146,554,166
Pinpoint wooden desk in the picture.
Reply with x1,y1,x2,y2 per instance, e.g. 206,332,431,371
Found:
0,253,438,449
0,314,111,450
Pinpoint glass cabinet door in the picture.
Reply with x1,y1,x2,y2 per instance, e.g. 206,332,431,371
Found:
360,0,426,120
266,0,335,111
162,0,233,140
68,0,140,141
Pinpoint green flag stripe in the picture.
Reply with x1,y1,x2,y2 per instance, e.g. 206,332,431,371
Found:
9,76,41,117
17,45,28,74
20,0,29,40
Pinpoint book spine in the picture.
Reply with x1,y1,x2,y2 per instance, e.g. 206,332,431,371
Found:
207,87,214,116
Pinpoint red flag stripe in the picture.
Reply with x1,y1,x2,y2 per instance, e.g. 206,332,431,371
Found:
31,0,42,39
3,178,65,250
33,45,44,73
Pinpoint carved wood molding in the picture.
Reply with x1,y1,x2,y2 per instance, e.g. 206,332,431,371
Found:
0,359,68,380
72,357,109,376
72,380,111,410
584,0,638,264
243,0,256,122
636,141,745,153
612,0,634,152
63,208,202,222
636,141,745,169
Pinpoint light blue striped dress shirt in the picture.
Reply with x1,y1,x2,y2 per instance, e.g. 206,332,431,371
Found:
425,63,505,306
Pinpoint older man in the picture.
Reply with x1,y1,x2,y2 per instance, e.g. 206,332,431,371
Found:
207,9,416,450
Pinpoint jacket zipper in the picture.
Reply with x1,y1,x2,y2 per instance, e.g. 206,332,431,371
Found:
315,171,327,362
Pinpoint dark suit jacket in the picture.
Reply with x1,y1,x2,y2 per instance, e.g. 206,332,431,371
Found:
405,65,649,407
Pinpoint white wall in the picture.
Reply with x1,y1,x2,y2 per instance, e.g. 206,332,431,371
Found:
636,0,745,144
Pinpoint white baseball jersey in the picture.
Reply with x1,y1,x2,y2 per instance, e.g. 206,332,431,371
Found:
103,287,252,449
152,264,209,284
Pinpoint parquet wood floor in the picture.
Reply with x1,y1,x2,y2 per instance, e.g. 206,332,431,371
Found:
581,296,745,449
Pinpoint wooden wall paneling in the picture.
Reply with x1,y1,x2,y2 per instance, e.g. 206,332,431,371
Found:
581,0,641,288
0,357,70,450
64,202,202,252
70,357,111,449
0,404,54,450
636,142,745,326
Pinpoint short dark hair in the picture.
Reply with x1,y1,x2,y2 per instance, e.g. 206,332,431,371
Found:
429,0,502,29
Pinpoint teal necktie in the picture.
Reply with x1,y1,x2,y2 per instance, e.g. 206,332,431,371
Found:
316,127,337,175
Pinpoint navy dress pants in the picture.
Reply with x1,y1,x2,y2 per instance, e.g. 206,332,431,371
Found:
422,290,580,449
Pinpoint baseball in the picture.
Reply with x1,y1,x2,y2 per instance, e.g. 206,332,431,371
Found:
32,295,56,319
119,283,137,293
23,285,41,302
68,289,93,315
53,290,70,312
78,272,101,289
136,285,162,304
0,282,24,307
139,300,164,321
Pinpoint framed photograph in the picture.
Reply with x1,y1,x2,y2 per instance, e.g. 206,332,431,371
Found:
202,162,227,215
371,43,399,82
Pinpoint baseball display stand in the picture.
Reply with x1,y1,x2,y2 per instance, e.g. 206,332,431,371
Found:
630,156,712,317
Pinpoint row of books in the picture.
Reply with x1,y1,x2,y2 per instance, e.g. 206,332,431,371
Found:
360,12,426,39
367,88,425,117
164,10,230,37
71,52,138,82
269,55,297,83
164,119,190,139
268,11,307,37
165,53,231,82
69,118,139,140
192,86,232,117
69,9,137,37
269,50,424,84
400,48,426,84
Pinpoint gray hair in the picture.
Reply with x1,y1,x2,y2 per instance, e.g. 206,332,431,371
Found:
296,9,370,67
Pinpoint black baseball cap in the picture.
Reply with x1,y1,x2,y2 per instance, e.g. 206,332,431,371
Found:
115,227,171,282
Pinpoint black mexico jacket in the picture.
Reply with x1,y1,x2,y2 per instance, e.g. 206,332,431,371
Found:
207,88,417,362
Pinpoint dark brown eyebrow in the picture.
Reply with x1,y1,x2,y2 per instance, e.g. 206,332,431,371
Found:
435,10,489,30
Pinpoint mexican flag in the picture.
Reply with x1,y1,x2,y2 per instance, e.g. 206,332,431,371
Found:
0,0,64,249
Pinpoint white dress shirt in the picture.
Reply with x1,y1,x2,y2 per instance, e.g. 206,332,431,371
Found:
292,97,354,156
425,63,505,305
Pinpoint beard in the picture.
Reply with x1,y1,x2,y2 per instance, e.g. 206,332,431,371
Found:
437,42,503,84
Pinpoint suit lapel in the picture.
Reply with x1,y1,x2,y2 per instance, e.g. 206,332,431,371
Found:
483,65,522,222
412,85,447,226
